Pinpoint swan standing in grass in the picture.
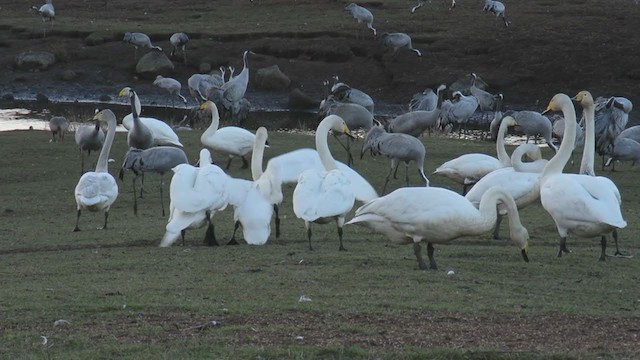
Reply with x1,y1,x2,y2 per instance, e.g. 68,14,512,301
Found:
75,120,105,174
433,115,515,194
119,87,183,147
293,115,356,251
161,149,229,247
347,186,530,270
540,93,626,261
200,100,256,169
251,128,378,239
73,110,119,232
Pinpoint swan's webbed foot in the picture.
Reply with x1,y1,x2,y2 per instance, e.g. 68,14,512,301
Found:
73,226,81,232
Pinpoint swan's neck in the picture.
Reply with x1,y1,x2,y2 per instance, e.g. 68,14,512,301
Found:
203,106,220,136
316,121,339,171
495,118,511,166
95,117,116,173
251,136,266,181
542,102,576,177
478,187,523,235
580,103,596,176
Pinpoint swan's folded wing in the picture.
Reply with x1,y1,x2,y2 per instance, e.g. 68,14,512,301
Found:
336,162,378,202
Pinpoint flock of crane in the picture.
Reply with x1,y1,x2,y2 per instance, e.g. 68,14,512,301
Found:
37,1,638,270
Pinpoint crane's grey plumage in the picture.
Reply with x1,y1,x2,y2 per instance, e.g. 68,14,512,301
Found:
119,146,188,216
188,70,225,105
75,120,105,174
362,123,429,194
390,84,446,137
344,3,376,36
217,50,253,118
49,116,68,142
512,110,558,153
121,88,153,150
170,32,189,63
330,76,374,114
123,32,162,59
617,125,640,143
488,94,504,141
318,89,374,166
381,32,422,58
411,0,430,13
470,73,498,111
439,91,479,136
31,0,54,37
604,137,640,171
153,75,188,107
483,0,510,27
409,87,438,112
592,96,632,168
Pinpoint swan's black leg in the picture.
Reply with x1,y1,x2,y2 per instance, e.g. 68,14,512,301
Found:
73,210,82,232
427,242,437,270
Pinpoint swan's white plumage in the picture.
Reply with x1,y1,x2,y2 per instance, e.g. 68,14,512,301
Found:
199,100,256,163
74,109,119,230
539,93,626,256
347,186,529,269
465,167,540,212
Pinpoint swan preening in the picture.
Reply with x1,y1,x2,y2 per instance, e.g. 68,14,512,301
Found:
541,93,627,261
73,109,119,232
347,186,530,270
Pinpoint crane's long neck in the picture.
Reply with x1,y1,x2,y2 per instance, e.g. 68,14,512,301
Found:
579,102,596,176
95,116,116,173
436,86,445,110
251,135,266,181
316,120,339,171
542,101,576,177
496,117,511,166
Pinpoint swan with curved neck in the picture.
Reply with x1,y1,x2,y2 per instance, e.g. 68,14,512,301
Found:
293,115,356,251
540,93,626,260
73,109,119,232
433,114,515,194
348,186,530,270
511,143,548,173
200,100,256,169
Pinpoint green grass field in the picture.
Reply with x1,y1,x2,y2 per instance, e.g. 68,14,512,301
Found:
1,118,639,359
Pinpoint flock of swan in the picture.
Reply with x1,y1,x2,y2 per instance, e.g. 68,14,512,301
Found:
65,82,631,270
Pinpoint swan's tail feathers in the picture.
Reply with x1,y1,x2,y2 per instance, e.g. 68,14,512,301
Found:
346,213,382,226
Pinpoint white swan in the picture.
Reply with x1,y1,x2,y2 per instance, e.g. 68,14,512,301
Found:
251,127,378,238
200,100,256,169
540,93,626,260
510,143,548,173
119,87,183,148
73,109,119,232
293,115,356,251
347,186,530,270
161,149,230,247
433,115,515,194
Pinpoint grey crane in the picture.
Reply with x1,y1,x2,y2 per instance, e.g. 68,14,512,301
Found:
483,0,510,27
389,84,446,137
123,32,162,59
330,76,375,113
153,75,188,107
470,73,498,111
512,110,558,153
344,3,376,36
381,32,422,58
75,120,105,174
617,125,640,143
411,0,430,13
439,91,479,136
48,116,68,142
318,88,373,166
592,96,632,169
119,146,188,217
187,70,225,104
31,0,54,37
169,32,189,63
604,137,640,171
361,123,429,194
121,87,154,150
409,87,438,112
219,50,254,119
